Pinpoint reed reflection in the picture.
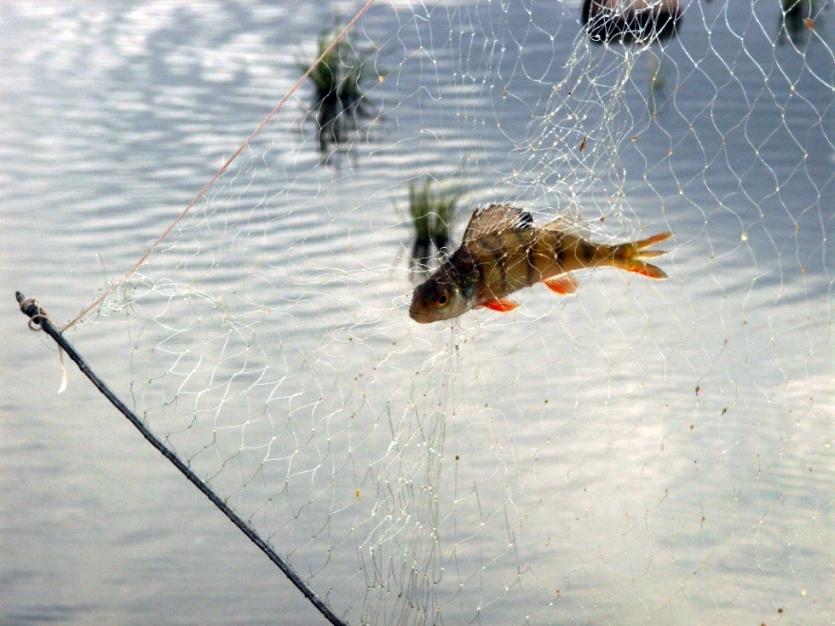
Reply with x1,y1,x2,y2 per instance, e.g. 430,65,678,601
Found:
300,26,375,163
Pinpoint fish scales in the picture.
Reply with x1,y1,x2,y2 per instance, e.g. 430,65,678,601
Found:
461,227,596,301
471,233,510,297
471,230,536,300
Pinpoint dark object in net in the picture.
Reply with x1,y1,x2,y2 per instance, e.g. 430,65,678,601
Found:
778,0,816,46
581,0,682,45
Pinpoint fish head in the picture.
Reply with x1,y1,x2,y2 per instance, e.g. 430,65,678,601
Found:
409,277,468,323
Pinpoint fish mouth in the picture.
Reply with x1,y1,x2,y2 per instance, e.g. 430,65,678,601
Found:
408,303,433,324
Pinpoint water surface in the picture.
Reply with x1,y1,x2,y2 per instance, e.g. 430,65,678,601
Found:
1,2,832,625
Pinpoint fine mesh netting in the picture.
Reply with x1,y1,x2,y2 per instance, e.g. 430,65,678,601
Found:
61,1,832,624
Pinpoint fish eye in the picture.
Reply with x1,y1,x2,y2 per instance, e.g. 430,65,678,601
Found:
435,292,449,307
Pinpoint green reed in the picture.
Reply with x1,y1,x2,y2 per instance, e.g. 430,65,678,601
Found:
300,28,371,115
408,179,461,254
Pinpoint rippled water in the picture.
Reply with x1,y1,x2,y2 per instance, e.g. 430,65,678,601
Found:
1,2,833,625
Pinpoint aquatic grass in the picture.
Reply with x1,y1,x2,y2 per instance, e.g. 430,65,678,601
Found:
407,178,463,272
298,24,379,158
429,190,460,254
408,180,434,245
299,27,373,120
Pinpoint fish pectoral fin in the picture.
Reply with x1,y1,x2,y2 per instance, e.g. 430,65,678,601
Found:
480,298,519,313
543,274,578,296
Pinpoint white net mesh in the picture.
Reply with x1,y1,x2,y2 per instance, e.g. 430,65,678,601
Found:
62,1,833,624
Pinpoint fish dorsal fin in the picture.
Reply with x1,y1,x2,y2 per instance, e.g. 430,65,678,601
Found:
463,204,533,243
541,214,584,236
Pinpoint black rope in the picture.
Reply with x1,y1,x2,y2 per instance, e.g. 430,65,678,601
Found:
16,291,348,626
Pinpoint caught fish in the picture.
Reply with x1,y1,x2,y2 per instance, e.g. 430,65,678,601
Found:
409,204,671,323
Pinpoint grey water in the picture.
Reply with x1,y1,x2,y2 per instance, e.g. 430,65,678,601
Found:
1,2,833,626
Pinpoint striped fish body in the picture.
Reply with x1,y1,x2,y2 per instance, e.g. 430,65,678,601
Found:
409,204,670,323
463,227,608,303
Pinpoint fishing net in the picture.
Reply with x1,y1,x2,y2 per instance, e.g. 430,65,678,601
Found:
47,1,834,624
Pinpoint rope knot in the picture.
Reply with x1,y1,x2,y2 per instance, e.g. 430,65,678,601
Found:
16,292,50,331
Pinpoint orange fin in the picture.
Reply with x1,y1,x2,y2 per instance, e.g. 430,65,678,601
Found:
635,232,672,249
627,262,667,279
618,231,672,280
543,274,578,295
480,298,519,313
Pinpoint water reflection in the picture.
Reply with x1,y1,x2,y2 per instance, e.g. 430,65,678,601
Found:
1,1,832,625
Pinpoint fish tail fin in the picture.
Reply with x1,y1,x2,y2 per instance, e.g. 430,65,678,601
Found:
634,231,673,249
613,231,672,279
